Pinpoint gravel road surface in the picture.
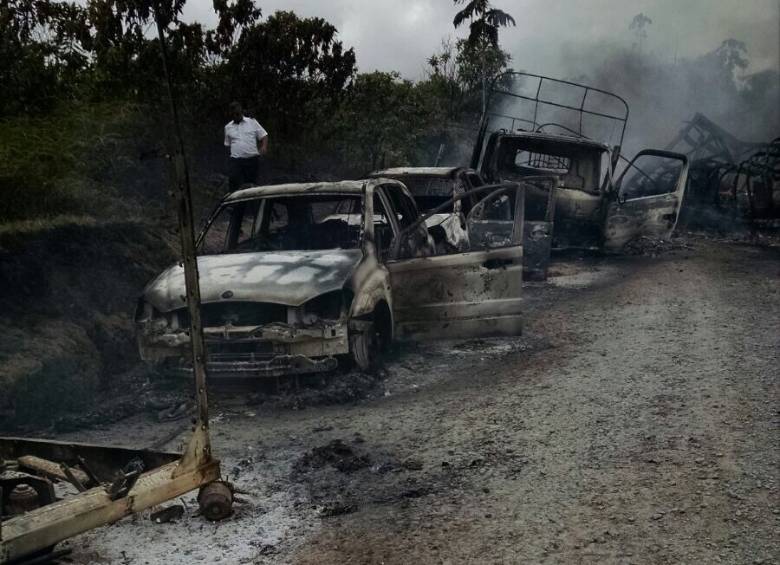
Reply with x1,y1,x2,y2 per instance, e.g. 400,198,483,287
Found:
57,237,779,564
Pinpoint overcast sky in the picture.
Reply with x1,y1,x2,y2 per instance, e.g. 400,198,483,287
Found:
183,0,780,79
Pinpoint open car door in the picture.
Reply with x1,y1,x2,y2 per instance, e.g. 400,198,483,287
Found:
602,149,689,251
386,184,525,341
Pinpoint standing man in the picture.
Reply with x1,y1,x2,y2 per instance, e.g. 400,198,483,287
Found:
224,101,269,192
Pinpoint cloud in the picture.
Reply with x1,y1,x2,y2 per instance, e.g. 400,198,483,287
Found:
182,0,779,78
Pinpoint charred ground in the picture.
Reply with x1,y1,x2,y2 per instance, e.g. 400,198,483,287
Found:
32,236,779,565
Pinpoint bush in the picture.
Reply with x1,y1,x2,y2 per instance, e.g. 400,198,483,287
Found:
0,102,153,223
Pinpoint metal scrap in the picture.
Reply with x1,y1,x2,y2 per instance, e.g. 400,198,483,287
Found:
667,113,779,226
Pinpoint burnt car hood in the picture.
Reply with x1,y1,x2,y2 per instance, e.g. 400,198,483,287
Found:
144,249,363,312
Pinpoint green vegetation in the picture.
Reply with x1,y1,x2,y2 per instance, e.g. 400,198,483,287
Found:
0,0,515,225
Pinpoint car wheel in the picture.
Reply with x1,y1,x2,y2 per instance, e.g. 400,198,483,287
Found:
350,311,390,372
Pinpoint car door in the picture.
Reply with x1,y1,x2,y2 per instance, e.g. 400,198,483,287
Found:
385,184,525,341
602,149,689,251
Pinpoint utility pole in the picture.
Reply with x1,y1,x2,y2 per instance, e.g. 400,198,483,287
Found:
152,2,211,459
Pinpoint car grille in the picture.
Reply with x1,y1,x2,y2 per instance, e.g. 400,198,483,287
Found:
206,340,276,358
176,302,288,328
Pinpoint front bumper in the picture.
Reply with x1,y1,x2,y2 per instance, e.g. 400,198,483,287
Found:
137,321,348,379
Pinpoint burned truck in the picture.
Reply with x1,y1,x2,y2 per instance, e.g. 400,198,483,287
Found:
472,72,690,251
136,179,528,378
665,113,780,228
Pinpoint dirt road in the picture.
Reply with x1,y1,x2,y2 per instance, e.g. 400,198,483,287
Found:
59,237,779,564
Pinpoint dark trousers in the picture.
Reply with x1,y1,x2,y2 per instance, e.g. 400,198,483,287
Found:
228,156,259,192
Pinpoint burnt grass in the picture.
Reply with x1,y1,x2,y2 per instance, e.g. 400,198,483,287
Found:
0,221,177,429
291,435,467,519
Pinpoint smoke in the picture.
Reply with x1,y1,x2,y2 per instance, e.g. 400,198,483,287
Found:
555,40,779,157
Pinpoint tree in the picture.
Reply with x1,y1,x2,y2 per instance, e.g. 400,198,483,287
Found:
629,13,652,53
333,72,443,171
452,0,515,47
205,0,261,60
0,0,92,115
452,0,514,113
455,38,509,91
85,0,206,98
425,38,462,119
221,10,356,144
713,38,749,76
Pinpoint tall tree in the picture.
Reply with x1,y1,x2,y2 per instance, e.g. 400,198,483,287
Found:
452,0,515,47
225,11,356,140
452,0,514,113
629,13,652,53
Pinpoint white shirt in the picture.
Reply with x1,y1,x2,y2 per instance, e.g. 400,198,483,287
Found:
224,117,268,158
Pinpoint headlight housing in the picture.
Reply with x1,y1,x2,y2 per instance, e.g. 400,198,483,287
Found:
290,291,349,325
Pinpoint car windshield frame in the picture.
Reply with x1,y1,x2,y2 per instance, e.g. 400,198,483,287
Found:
196,192,366,255
383,175,458,214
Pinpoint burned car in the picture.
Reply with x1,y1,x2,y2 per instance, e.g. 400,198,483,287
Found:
367,166,485,253
368,166,556,280
136,179,527,378
473,72,690,252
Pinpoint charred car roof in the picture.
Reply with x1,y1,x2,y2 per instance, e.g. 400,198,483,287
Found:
368,166,464,178
225,179,416,203
226,180,367,201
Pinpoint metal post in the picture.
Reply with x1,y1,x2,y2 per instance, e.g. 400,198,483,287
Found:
152,5,211,459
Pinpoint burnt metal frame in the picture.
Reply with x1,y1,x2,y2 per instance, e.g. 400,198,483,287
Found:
396,182,526,247
471,72,630,170
488,72,630,144
665,115,778,219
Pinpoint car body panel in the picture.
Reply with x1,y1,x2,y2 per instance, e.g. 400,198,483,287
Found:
602,150,690,250
144,249,363,312
387,184,525,341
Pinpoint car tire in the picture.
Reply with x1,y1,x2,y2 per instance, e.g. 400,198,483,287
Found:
349,310,390,372
350,322,380,372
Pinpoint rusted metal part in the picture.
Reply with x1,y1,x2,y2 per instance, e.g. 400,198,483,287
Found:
7,485,39,515
523,222,552,281
59,463,87,492
389,184,526,341
0,458,221,562
142,249,364,314
1,470,55,518
470,72,701,251
0,437,212,563
197,481,234,521
478,130,609,249
602,150,690,250
665,113,762,164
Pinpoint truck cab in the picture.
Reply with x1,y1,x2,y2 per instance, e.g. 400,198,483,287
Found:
472,72,690,252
